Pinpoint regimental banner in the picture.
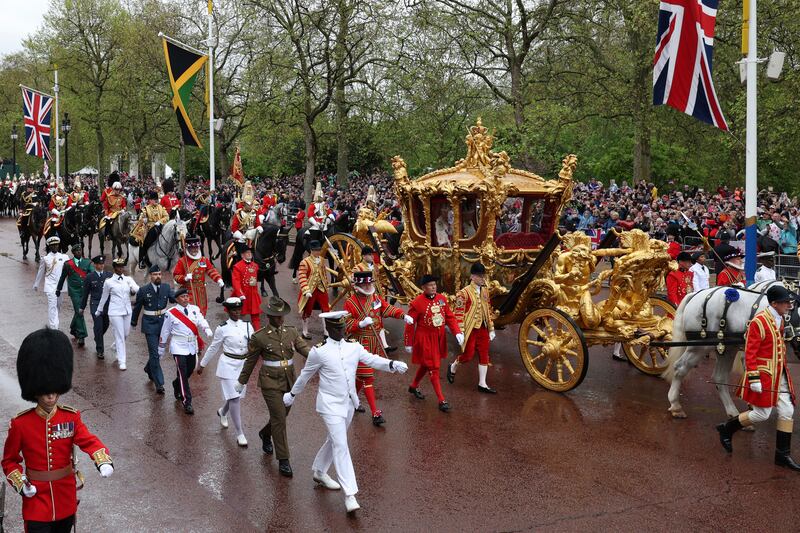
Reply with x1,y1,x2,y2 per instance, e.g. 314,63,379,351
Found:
161,37,208,147
230,145,244,185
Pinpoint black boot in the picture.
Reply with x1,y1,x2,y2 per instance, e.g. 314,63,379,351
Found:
716,415,743,453
774,430,800,471
258,426,273,455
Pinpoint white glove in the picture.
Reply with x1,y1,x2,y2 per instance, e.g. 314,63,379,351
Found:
234,382,244,393
21,482,37,498
283,392,295,407
95,310,101,317
489,330,496,341
257,225,264,234
204,328,213,338
359,317,374,328
304,291,312,298
392,361,409,374
405,346,412,353
51,208,60,215
157,348,165,358
155,221,162,226
404,314,414,325
233,230,244,240
750,381,763,393
455,333,465,345
99,464,114,478
217,279,225,288
184,273,193,281
239,295,246,300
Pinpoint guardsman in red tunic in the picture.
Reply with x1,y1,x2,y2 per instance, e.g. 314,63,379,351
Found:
665,251,695,306
716,251,745,286
159,178,181,219
173,236,225,316
447,263,497,393
344,271,411,426
2,329,114,531
306,182,333,236
716,285,800,470
404,275,463,412
297,240,331,339
231,246,262,330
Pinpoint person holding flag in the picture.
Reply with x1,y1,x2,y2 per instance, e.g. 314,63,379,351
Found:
55,243,94,347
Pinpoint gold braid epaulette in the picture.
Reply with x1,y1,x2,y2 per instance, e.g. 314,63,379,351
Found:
13,407,34,418
58,404,78,413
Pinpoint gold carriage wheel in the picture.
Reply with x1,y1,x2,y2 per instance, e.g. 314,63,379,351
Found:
518,307,588,392
321,233,363,310
622,296,677,376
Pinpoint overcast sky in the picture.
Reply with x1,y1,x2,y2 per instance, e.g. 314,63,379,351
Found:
0,0,50,56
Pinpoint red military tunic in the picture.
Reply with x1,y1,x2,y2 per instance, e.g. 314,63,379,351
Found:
306,202,332,228
666,268,694,306
345,292,405,379
717,266,744,286
2,405,112,523
454,282,494,365
738,309,796,408
160,193,181,213
173,255,222,315
297,256,330,317
231,258,261,316
404,293,461,369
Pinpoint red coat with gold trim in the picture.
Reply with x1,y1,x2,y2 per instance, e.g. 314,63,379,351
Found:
173,255,222,315
666,268,694,306
160,193,180,213
738,309,795,408
2,405,112,522
403,293,461,368
231,258,261,315
717,267,744,286
453,282,494,345
345,292,404,354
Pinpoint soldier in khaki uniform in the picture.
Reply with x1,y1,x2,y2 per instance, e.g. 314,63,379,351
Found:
237,297,310,477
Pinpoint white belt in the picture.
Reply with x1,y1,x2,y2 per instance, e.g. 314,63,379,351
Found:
263,359,294,368
143,309,166,316
172,334,196,341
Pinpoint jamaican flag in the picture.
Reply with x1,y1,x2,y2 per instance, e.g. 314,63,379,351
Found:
162,37,207,147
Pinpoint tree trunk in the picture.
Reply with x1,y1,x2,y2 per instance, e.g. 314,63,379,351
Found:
632,64,652,184
179,136,186,194
510,58,525,129
303,120,317,205
335,79,349,188
218,137,230,182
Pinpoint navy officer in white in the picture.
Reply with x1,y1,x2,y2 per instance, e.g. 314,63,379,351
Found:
284,310,408,513
96,257,139,370
131,264,175,395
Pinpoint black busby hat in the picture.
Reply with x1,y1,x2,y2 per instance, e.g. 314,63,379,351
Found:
676,251,692,262
162,178,175,193
419,274,439,286
265,296,291,316
107,171,120,187
17,328,73,402
309,240,322,251
470,263,486,275
353,271,374,284
767,285,793,304
174,288,189,298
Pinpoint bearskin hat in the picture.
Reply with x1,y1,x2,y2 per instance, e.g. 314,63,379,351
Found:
162,178,175,193
17,329,73,402
107,171,120,187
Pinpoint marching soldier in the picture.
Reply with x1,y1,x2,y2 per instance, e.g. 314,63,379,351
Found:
284,311,408,512
447,263,497,393
404,275,463,412
2,329,114,532
716,285,800,471
666,251,694,306
32,236,69,330
160,178,181,219
199,297,255,447
237,297,310,476
173,236,225,316
80,256,113,358
231,246,262,329
297,240,331,339
158,288,213,415
344,271,412,426
55,243,94,347
131,265,175,395
96,257,139,370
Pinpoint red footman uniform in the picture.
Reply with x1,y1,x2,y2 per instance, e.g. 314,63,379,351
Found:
2,405,113,525
173,255,223,316
453,281,494,366
231,257,262,329
666,268,694,306
297,255,330,318
717,266,745,286
738,309,795,408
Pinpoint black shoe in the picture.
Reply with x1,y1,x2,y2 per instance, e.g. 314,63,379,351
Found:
184,404,194,415
174,387,183,401
446,365,455,384
144,366,153,381
612,352,627,362
716,415,743,453
156,386,165,395
77,338,85,347
385,346,397,353
355,405,366,413
372,413,385,426
438,401,451,412
775,431,800,471
408,386,425,400
301,333,312,340
139,261,147,270
278,459,293,477
478,385,497,394
258,427,274,455
97,351,104,360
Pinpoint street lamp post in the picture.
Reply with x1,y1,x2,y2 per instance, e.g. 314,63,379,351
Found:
10,125,18,176
61,113,71,178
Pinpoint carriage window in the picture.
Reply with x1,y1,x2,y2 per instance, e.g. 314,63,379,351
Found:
494,196,548,250
459,196,480,240
527,198,545,233
410,196,426,237
431,195,453,247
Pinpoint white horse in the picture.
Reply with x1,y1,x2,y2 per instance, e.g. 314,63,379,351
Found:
130,218,188,276
662,281,800,419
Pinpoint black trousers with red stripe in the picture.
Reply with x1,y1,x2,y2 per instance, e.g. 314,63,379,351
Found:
172,353,196,406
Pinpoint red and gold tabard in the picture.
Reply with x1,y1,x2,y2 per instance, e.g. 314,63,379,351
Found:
297,256,330,316
2,405,112,523
404,293,461,369
717,266,745,286
231,258,262,316
345,292,405,378
665,268,694,306
739,309,796,408
173,255,222,316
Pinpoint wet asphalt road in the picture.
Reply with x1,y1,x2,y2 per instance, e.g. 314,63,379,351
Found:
1,219,799,532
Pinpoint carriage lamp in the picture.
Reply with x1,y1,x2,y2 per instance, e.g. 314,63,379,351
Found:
11,124,19,176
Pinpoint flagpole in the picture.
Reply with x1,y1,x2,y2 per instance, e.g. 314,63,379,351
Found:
54,66,60,179
207,0,216,192
744,0,758,285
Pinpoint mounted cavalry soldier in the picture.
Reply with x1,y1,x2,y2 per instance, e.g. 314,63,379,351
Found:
159,178,181,219
306,181,333,243
716,285,800,471
16,181,38,229
69,177,89,206
44,181,71,238
100,172,127,240
231,181,262,244
132,191,169,268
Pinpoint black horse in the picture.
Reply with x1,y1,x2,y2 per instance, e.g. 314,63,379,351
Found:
217,224,289,303
79,202,102,259
196,205,231,262
19,203,47,262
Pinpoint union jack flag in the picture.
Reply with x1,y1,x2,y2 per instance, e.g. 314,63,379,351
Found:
653,0,728,130
21,86,54,160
